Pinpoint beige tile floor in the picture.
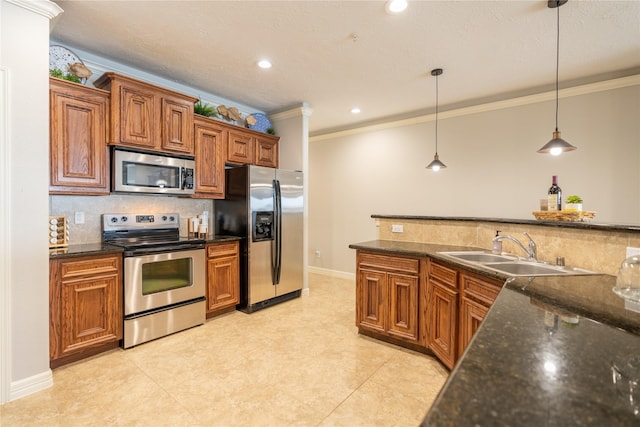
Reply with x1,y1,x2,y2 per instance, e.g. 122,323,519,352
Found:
0,273,448,426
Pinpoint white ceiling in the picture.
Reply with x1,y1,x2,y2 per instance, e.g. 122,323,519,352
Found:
50,0,640,135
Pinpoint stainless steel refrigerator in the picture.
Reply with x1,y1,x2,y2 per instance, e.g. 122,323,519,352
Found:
215,165,303,312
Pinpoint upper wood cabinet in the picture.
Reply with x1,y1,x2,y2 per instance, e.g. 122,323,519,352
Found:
225,125,279,168
254,134,279,168
94,72,197,156
49,78,110,195
193,116,225,199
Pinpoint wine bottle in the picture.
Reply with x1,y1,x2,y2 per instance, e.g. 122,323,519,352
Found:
547,175,562,211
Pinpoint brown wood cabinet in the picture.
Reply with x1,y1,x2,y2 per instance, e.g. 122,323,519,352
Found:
193,116,226,198
354,250,505,369
254,134,279,168
49,253,122,368
49,77,110,195
206,241,240,317
94,72,197,156
356,252,421,345
427,259,459,369
458,270,502,358
225,126,279,168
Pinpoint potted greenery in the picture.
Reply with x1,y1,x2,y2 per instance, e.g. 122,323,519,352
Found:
565,195,583,212
194,98,219,118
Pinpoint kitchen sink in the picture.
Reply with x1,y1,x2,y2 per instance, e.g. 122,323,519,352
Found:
437,251,600,277
439,251,516,263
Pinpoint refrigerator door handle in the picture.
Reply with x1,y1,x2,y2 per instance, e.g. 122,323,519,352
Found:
274,179,283,285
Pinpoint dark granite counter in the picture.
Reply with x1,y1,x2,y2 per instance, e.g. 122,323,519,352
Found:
372,214,640,233
349,240,640,424
422,285,640,426
49,243,123,259
49,236,243,259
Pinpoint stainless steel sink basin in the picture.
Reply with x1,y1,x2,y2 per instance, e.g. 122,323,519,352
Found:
437,251,600,277
439,251,516,263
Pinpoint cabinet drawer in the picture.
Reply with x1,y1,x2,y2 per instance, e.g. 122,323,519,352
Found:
428,260,458,288
358,253,419,275
59,256,120,279
207,242,239,258
460,273,502,306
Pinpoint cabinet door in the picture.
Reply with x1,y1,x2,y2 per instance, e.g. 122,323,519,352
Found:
119,83,159,149
50,255,122,361
388,273,419,342
161,96,194,155
49,79,109,194
356,268,387,333
459,296,489,358
206,255,240,313
226,129,254,164
206,242,240,316
254,135,279,168
428,281,458,369
194,118,225,198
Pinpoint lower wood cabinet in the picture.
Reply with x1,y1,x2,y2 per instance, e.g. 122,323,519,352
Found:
206,241,240,317
49,253,122,368
354,250,504,370
458,271,502,358
356,252,421,345
427,259,459,369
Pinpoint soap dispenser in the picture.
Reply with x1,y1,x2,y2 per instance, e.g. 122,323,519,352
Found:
492,230,502,254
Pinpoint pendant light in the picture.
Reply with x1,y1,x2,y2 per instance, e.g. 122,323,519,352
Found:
426,68,447,171
537,0,576,156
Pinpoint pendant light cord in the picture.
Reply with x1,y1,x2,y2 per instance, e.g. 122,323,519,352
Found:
555,4,560,132
435,72,439,153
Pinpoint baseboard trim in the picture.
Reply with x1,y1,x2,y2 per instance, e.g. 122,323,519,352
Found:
308,266,355,281
10,369,53,401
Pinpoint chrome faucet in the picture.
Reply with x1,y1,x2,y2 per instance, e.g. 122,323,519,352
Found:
492,232,538,261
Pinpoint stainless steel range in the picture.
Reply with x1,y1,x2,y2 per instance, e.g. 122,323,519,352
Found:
103,213,206,348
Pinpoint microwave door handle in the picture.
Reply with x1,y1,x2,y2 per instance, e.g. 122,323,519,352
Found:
181,167,186,190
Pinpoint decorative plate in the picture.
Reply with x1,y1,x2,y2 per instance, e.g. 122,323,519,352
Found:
246,113,272,133
49,45,90,84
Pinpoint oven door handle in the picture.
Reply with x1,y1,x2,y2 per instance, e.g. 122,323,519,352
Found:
124,242,204,256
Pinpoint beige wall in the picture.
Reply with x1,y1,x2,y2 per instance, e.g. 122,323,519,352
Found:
309,79,640,276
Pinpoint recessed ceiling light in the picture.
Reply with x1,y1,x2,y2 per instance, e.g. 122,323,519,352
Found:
257,59,272,69
385,0,408,14
351,107,361,114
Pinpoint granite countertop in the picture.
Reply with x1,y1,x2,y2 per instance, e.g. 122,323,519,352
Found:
49,243,124,259
350,240,640,424
49,235,244,259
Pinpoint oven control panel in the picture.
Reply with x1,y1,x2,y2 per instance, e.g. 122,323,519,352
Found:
103,213,180,230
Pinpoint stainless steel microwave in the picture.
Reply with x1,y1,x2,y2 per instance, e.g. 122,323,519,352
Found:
112,149,195,195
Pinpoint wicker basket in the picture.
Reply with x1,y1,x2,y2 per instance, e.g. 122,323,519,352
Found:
532,210,596,222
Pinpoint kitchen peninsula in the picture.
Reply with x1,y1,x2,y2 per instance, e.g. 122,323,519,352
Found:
350,216,640,425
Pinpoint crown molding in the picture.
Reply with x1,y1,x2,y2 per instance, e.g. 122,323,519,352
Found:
5,0,62,19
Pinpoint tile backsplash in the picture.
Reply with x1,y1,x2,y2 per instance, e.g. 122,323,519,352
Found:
50,194,214,244
377,218,640,276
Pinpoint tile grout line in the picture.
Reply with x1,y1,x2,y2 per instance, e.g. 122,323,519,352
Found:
313,358,392,427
